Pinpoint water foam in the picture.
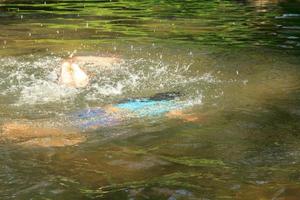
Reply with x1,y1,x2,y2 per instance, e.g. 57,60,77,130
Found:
0,55,217,109
0,56,79,105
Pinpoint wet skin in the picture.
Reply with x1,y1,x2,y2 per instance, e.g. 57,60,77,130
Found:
1,105,199,147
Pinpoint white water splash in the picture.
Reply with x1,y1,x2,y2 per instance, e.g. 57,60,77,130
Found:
18,80,78,105
0,55,219,108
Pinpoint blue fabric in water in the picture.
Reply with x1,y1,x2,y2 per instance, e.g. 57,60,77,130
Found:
115,99,181,117
70,99,182,130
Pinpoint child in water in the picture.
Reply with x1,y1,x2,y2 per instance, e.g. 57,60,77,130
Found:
1,57,198,147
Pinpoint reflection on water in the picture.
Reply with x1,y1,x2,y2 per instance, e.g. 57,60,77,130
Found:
0,0,300,54
0,0,300,199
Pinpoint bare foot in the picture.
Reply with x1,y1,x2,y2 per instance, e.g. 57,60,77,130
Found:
60,56,122,88
59,62,89,88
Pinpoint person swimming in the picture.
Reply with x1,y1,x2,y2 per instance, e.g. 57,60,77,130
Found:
1,57,198,147
1,92,198,147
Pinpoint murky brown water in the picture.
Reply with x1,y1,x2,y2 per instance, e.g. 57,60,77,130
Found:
1,0,300,199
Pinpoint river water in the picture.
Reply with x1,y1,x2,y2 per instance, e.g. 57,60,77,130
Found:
1,0,300,199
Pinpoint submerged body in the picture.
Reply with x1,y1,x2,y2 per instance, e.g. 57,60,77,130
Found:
1,92,198,147
1,55,198,147
70,96,184,131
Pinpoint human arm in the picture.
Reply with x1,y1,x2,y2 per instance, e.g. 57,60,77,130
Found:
1,122,85,147
165,110,200,122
